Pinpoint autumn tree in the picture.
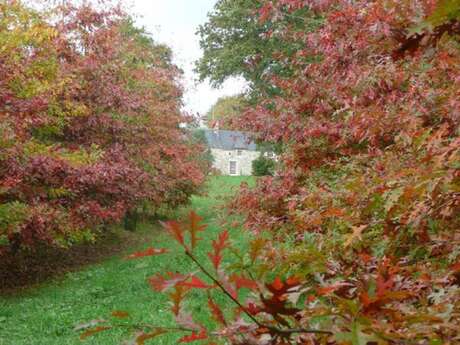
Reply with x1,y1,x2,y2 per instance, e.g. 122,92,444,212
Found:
0,1,207,253
229,0,460,342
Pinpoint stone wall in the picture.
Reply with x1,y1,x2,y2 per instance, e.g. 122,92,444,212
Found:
211,148,260,176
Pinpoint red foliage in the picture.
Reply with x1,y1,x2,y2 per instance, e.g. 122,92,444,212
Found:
259,277,301,319
162,211,212,252
162,221,186,248
189,211,207,250
178,329,208,343
0,1,207,253
208,296,227,326
230,274,258,291
226,0,460,342
179,276,214,289
208,230,229,270
125,247,169,259
148,272,188,292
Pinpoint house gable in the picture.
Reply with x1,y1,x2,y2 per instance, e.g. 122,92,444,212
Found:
202,130,259,175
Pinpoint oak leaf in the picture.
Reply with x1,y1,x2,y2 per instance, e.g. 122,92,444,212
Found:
125,247,168,259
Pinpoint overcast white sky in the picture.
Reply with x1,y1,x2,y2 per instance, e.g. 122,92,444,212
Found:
129,0,246,117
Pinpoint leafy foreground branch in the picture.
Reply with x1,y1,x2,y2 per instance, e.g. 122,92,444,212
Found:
77,211,334,344
77,211,460,345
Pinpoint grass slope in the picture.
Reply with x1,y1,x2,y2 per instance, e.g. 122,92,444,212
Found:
0,176,254,345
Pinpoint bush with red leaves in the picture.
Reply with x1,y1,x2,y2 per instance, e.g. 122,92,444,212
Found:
0,1,207,253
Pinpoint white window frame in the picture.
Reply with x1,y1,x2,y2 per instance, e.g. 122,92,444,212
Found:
237,149,243,156
229,160,238,176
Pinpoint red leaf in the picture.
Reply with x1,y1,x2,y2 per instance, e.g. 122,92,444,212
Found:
270,277,284,291
179,276,213,289
135,330,166,345
178,329,208,343
258,2,273,23
316,286,337,296
208,230,229,270
307,295,316,303
376,259,396,297
149,272,188,292
360,291,372,308
261,277,301,318
230,274,258,291
450,261,460,272
169,285,188,316
316,282,353,296
247,302,261,315
208,296,226,325
189,211,206,250
360,260,412,313
80,326,112,340
125,247,168,259
111,310,129,319
376,272,394,298
161,220,186,248
285,276,300,286
357,251,373,264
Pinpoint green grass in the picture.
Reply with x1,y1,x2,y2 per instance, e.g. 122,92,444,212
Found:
0,176,255,345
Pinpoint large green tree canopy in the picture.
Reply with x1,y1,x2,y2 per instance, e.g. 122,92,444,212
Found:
196,0,319,98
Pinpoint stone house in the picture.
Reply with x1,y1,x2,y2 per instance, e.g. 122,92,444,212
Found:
204,129,260,176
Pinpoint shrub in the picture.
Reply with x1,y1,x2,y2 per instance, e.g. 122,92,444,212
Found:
252,155,275,176
0,1,206,253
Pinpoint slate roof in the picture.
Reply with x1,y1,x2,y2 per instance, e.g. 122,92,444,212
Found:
204,130,257,151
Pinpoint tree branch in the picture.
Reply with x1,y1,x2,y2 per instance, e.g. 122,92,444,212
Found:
185,250,332,336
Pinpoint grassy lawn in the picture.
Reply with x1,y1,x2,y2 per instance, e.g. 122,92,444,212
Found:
0,176,255,345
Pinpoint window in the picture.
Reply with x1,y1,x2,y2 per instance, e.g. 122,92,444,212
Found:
229,160,237,175
237,150,243,156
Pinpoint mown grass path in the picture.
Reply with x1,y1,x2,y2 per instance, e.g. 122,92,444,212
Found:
0,176,253,345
